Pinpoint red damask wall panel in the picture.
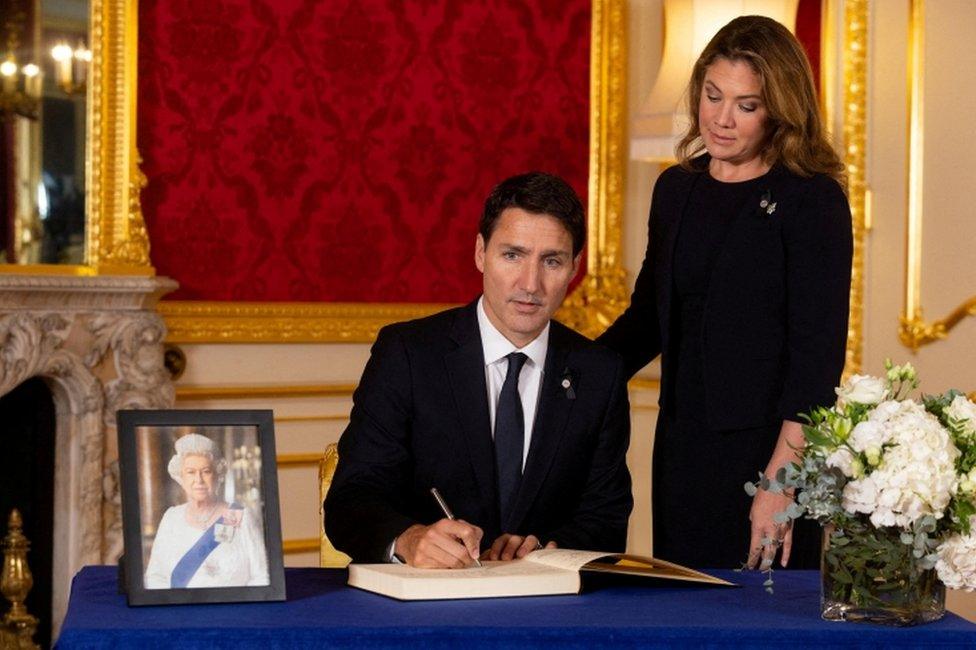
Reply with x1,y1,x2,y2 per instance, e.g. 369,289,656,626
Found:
138,0,591,302
796,0,822,92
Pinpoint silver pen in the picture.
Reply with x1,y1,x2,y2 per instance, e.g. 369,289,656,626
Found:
430,487,482,567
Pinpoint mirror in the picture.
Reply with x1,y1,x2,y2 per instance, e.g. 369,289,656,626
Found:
0,0,152,274
1,0,88,265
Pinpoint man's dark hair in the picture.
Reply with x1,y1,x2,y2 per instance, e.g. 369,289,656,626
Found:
480,172,585,256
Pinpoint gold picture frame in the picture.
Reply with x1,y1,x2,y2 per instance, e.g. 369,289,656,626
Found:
842,0,868,374
159,0,629,343
898,0,976,350
0,0,154,277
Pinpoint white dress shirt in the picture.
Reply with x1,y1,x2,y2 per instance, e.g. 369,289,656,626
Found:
386,300,550,562
477,296,548,469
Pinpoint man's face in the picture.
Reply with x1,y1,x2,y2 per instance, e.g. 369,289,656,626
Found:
475,207,580,347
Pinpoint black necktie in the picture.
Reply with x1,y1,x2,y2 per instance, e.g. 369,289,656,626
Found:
495,352,528,530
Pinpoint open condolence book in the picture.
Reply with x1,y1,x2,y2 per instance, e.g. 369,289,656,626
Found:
347,548,734,600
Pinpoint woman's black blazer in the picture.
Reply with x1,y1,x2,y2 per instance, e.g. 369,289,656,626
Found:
597,160,853,430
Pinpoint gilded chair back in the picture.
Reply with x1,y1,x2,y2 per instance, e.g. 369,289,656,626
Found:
319,443,351,568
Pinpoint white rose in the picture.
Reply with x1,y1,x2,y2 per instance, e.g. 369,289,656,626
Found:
836,374,888,407
946,395,976,439
937,522,976,591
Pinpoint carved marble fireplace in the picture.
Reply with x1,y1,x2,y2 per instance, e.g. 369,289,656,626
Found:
0,274,177,635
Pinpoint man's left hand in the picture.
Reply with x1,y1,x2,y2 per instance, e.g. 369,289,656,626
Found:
485,534,557,561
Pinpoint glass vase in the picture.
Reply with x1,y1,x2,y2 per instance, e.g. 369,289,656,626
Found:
820,526,946,626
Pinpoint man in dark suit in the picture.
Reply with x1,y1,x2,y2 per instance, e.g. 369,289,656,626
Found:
325,173,632,568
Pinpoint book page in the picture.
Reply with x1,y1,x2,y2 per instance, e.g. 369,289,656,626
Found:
522,548,612,571
583,554,734,585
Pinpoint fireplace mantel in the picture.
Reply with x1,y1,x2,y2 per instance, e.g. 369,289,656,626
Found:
0,274,177,637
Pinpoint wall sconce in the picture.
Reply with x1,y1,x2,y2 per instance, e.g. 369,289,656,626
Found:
631,0,799,162
0,1,41,121
51,39,90,95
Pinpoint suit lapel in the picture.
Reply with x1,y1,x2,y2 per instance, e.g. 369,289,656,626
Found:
444,302,497,520
506,323,575,532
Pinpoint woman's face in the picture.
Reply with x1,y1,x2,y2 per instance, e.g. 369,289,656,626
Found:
180,454,216,504
698,57,768,168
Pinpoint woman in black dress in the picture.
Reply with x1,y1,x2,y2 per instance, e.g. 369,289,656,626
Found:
597,16,852,569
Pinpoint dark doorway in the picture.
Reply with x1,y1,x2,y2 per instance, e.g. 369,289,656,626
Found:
0,377,56,649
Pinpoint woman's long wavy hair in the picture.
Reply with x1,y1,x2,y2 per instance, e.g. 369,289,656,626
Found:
676,15,845,185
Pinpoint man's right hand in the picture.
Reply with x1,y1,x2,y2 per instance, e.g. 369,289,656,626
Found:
394,519,483,568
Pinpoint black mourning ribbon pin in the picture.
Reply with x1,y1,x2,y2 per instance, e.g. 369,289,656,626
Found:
560,368,576,400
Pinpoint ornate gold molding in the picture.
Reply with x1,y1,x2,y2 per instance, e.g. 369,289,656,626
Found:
898,0,976,350
558,0,629,339
275,414,349,423
842,0,868,375
901,299,976,350
276,453,323,468
160,0,627,343
174,382,357,400
161,301,454,343
88,0,154,274
0,0,152,277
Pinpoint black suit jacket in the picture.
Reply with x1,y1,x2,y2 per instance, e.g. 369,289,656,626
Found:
325,300,633,562
598,159,852,430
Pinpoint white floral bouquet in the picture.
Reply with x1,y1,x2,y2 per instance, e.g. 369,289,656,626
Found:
749,361,976,618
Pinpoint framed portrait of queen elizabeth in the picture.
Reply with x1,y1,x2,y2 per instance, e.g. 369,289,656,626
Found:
117,409,285,605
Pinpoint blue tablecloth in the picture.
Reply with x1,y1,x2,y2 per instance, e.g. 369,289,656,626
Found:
56,566,976,648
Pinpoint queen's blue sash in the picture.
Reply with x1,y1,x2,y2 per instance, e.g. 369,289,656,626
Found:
170,504,243,588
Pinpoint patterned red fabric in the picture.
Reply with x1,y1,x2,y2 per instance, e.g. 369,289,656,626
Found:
138,0,591,302
796,0,821,96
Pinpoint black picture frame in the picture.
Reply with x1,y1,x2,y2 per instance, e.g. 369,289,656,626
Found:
117,409,286,606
